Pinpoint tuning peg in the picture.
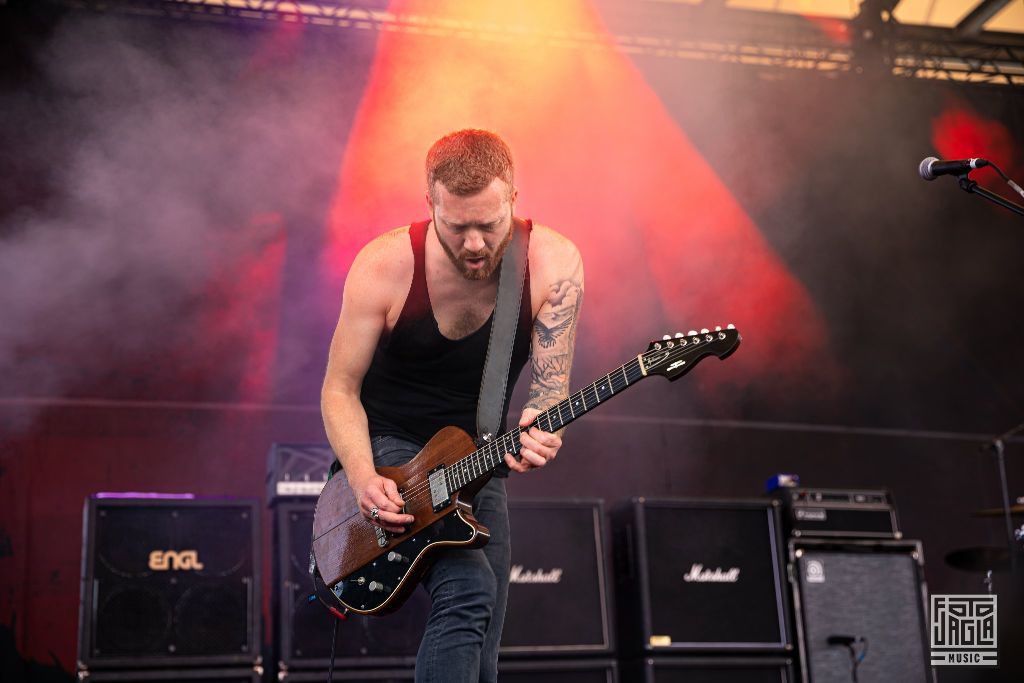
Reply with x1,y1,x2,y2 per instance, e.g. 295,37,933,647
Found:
674,332,684,338
715,326,722,331
663,335,672,340
727,323,735,329
687,330,697,336
700,328,709,334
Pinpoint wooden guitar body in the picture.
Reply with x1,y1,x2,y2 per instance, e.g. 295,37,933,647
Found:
312,426,491,615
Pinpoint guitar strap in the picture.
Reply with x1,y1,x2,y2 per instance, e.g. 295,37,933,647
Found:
476,217,530,447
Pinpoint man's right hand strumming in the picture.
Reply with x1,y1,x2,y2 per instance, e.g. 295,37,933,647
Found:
351,471,415,534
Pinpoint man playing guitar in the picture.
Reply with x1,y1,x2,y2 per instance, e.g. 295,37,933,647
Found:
321,129,583,682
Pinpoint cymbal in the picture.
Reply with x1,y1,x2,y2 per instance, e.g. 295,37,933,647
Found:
973,505,1024,517
945,546,1010,573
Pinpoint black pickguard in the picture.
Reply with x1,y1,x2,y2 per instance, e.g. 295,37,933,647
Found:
331,509,480,613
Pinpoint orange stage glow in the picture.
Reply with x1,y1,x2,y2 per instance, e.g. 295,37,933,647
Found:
325,0,832,389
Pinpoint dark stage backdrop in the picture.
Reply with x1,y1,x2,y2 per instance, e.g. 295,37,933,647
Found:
1,2,1023,679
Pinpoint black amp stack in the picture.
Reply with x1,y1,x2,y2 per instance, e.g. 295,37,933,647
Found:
76,451,934,682
611,498,795,681
775,487,933,683
76,494,262,682
266,443,617,682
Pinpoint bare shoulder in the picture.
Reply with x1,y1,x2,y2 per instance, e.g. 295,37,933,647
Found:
528,223,583,284
347,226,413,288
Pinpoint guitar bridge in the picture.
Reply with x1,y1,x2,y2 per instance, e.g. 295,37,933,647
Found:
427,465,451,512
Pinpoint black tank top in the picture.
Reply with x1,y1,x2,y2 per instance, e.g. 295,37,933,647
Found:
360,219,533,456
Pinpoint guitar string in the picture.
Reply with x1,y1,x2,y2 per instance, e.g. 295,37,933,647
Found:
366,337,720,522
364,334,731,520
389,358,642,508
372,335,725,512
365,364,640,524
377,356,650,512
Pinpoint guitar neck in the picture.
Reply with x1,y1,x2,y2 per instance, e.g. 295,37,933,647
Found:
445,356,647,490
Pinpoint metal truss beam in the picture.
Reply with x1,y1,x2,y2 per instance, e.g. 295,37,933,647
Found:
956,0,1012,38
47,0,1024,88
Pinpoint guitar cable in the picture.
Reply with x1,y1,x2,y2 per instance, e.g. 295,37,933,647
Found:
328,617,340,683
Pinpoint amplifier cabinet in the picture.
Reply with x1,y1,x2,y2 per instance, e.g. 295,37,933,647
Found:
501,499,613,656
280,660,617,682
274,500,429,670
779,488,900,539
626,656,795,682
499,658,617,682
78,667,261,682
613,498,791,654
266,443,333,503
77,496,260,669
789,539,935,683
280,670,414,682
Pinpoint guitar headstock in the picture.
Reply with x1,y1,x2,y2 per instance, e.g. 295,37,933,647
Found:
643,325,741,381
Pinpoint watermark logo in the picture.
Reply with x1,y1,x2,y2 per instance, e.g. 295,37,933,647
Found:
930,594,997,666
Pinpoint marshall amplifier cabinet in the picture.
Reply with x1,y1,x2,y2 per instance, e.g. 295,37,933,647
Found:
77,495,260,669
273,500,430,670
777,488,900,539
501,499,613,656
266,443,334,503
612,498,791,654
627,656,794,682
499,658,618,682
790,539,935,683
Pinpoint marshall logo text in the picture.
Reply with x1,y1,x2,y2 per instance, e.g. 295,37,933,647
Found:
683,563,740,583
509,565,563,584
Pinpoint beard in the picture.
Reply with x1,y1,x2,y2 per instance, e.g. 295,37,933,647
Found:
434,218,513,281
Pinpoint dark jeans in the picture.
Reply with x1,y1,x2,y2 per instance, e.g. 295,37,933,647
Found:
371,434,510,683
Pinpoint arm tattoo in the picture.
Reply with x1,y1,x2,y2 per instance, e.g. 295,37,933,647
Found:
525,278,583,412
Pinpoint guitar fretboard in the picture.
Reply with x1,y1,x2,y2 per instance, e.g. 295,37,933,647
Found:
443,357,646,491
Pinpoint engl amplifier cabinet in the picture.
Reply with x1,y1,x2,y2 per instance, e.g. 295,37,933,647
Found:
790,539,935,683
501,498,613,656
626,656,795,682
77,495,260,669
612,497,791,654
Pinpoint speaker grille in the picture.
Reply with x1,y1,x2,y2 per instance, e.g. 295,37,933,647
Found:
791,540,932,683
615,498,790,652
501,499,611,655
274,501,429,668
79,497,259,668
637,656,793,683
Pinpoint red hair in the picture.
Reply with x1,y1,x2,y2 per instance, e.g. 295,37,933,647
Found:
426,129,514,200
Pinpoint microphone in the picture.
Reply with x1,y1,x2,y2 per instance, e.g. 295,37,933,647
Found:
827,635,859,646
919,156,989,181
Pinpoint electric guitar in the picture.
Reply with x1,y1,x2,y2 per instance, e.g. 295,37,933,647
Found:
311,325,741,616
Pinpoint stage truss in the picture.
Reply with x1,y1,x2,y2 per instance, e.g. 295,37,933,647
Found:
49,0,1024,87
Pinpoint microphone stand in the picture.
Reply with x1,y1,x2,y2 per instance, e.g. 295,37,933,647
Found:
957,174,1024,218
981,421,1024,574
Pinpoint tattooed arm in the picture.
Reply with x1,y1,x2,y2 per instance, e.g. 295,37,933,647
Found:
504,227,584,474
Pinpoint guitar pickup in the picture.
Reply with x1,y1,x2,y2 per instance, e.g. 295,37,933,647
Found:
427,465,451,512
